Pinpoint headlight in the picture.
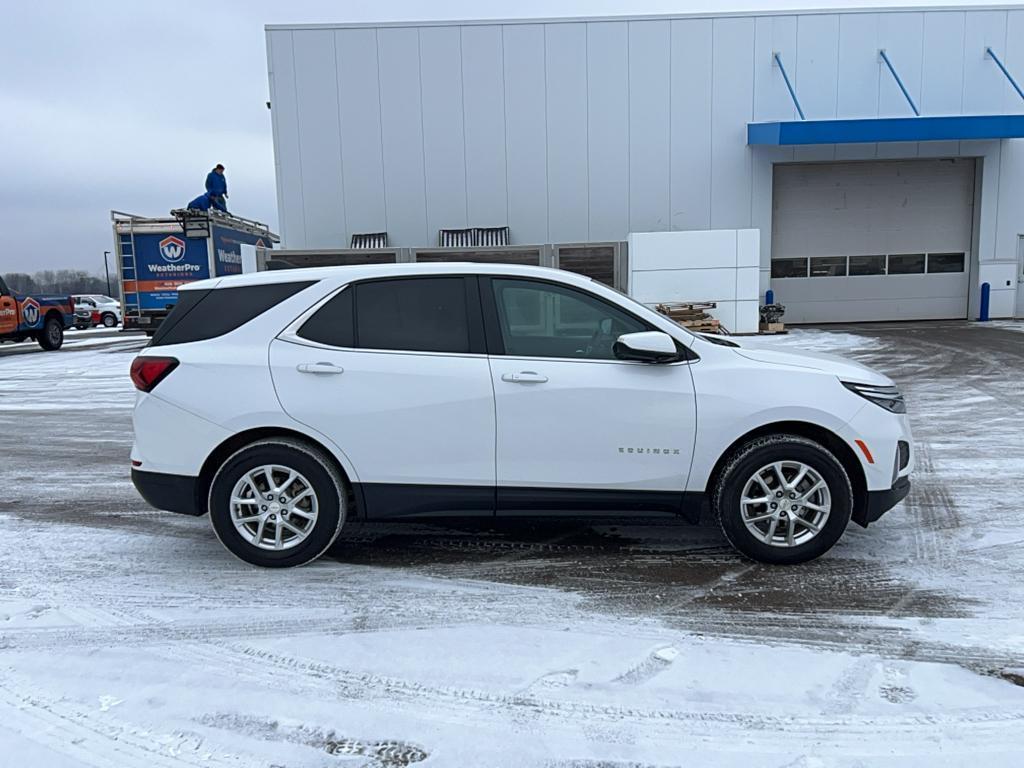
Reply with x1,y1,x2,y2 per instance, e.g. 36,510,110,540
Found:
842,381,906,413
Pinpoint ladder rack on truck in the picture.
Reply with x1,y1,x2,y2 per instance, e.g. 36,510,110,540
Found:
111,210,278,334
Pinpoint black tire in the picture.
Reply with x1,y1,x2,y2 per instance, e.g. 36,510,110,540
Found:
101,313,117,328
208,438,347,568
713,435,853,565
37,316,64,350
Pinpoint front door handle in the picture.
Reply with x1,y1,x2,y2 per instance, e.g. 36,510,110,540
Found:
501,371,548,383
297,362,344,375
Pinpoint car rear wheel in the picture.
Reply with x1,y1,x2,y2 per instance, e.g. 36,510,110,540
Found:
208,439,347,567
713,435,853,565
101,313,118,327
37,317,64,350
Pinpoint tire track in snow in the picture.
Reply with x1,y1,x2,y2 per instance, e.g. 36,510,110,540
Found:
169,642,1024,748
0,681,243,768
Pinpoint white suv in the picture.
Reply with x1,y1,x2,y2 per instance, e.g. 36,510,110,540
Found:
129,263,912,567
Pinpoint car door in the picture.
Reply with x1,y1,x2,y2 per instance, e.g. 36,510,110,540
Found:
0,279,17,336
482,276,698,515
270,275,496,518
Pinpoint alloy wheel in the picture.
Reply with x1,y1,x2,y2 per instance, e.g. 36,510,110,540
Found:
229,464,319,550
740,461,831,548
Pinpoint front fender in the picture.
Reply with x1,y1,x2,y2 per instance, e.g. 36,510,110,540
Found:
686,363,866,493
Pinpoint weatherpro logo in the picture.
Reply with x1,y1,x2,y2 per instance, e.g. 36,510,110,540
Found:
159,236,186,263
21,297,41,327
150,235,202,275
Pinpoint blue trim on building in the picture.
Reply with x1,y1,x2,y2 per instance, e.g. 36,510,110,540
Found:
773,53,805,121
747,114,1024,145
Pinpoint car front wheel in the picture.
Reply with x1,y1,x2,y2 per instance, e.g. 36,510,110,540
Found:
208,438,347,567
101,313,118,327
713,435,853,565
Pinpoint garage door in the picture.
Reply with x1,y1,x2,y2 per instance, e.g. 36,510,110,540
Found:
770,158,975,323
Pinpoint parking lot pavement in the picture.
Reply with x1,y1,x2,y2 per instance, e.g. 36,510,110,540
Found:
1,322,1023,766
0,327,146,357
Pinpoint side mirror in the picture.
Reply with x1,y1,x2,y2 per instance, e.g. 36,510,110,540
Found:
613,331,680,363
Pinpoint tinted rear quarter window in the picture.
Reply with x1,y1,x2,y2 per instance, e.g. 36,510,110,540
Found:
297,287,354,347
150,281,314,346
355,277,470,353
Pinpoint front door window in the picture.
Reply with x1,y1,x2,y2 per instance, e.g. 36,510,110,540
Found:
492,278,647,360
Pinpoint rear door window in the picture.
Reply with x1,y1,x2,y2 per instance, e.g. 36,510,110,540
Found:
353,277,479,354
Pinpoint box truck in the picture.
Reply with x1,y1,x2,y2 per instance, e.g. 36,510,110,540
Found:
111,210,278,333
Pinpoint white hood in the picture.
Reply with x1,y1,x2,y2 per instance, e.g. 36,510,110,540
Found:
700,336,893,386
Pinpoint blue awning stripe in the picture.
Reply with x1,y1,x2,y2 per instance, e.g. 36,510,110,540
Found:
747,114,1024,145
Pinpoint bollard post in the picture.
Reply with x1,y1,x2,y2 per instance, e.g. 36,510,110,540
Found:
765,289,774,305
978,282,990,322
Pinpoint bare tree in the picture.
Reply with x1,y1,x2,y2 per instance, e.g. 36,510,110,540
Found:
3,273,38,293
2,270,113,295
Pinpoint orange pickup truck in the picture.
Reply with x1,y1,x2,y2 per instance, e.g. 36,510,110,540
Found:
0,275,75,351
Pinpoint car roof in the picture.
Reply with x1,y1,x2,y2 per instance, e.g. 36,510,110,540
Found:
179,262,596,292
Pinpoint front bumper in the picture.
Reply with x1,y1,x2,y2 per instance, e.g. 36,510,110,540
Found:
853,476,910,528
132,469,202,516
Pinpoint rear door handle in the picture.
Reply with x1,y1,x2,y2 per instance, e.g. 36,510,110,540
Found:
501,371,548,383
297,362,344,375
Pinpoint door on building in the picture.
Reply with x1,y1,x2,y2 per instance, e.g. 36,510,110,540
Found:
770,158,976,323
1017,236,1024,319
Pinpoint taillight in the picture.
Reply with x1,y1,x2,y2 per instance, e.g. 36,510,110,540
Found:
130,356,179,392
69,297,75,312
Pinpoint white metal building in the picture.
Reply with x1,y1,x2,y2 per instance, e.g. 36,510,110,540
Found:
266,5,1024,322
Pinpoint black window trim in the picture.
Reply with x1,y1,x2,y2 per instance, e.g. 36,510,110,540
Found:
479,275,696,364
292,274,488,357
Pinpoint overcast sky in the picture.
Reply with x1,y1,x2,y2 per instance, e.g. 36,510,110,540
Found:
1,0,1017,274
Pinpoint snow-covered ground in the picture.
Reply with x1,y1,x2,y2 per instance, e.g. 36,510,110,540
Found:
0,327,144,358
1,323,1023,767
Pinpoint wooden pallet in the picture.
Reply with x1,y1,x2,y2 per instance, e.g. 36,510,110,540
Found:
655,302,726,334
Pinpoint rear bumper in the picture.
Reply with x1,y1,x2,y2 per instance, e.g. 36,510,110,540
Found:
854,476,910,528
132,469,202,516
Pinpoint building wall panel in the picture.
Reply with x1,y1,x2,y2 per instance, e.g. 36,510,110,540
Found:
628,21,671,233
921,12,965,115
377,27,429,247
753,16,798,123
291,30,345,249
669,18,713,231
461,25,509,229
503,24,549,244
336,29,387,240
419,26,469,239
587,22,629,241
963,11,1010,115
710,17,755,229
266,30,306,246
545,23,590,242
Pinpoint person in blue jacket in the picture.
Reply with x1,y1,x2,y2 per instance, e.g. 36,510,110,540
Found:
187,192,214,211
205,164,228,212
